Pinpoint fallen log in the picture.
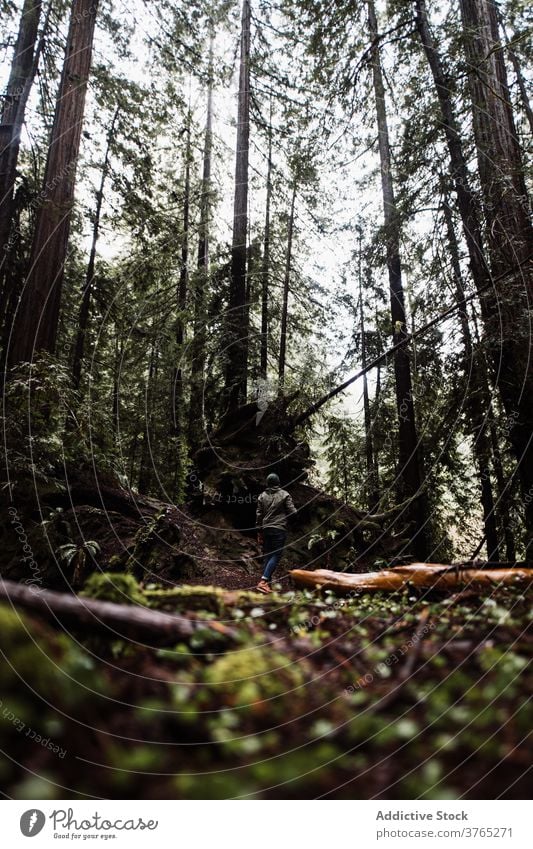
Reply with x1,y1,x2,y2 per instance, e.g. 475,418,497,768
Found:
290,562,533,594
0,579,238,647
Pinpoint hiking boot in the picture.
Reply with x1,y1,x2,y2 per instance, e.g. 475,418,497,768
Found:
256,579,272,594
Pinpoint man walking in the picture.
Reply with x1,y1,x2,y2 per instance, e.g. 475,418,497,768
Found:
255,473,297,594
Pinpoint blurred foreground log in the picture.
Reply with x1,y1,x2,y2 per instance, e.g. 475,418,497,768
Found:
0,579,237,647
290,563,533,593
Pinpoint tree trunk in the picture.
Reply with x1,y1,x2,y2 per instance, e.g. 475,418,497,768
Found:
496,9,533,137
8,0,99,368
260,104,273,380
172,111,191,436
225,0,251,409
138,340,157,494
372,357,381,496
0,0,43,297
414,0,491,311
460,0,532,276
340,439,348,503
112,328,121,436
460,0,533,558
278,182,296,386
489,413,516,562
188,40,214,454
71,106,119,389
442,194,500,560
368,0,428,559
470,304,517,562
357,233,379,511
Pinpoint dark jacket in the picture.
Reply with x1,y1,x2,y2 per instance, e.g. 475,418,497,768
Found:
256,485,297,531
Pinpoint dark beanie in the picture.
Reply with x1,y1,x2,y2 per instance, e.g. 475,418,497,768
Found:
266,473,280,487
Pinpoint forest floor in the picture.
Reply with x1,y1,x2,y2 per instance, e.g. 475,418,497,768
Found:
0,574,530,799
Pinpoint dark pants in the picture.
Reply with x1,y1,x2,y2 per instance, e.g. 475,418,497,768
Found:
262,527,287,581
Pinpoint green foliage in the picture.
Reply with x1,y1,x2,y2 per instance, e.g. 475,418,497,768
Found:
4,354,122,491
204,645,307,705
81,572,145,605
56,540,100,587
324,414,365,505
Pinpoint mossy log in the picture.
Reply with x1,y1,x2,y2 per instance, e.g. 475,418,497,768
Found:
290,563,533,593
0,579,238,647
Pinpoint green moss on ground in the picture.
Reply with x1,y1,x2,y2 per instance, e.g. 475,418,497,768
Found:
81,571,146,605
0,584,530,799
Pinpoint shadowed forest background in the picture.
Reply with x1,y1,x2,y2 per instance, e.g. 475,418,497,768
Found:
0,0,531,800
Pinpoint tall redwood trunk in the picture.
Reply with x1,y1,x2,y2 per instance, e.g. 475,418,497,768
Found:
278,182,296,386
172,111,191,436
416,0,533,555
0,0,43,291
488,413,516,562
368,0,428,559
414,0,490,309
112,328,122,437
138,339,158,494
460,0,533,558
225,0,251,408
442,194,500,560
260,106,273,380
470,304,516,561
496,8,533,137
8,0,99,368
357,232,379,511
188,43,214,453
71,106,118,389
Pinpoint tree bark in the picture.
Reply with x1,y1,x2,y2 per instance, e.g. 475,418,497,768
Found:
0,0,43,295
357,231,379,511
460,0,532,278
470,304,517,562
414,0,491,313
172,111,191,437
278,181,296,385
188,40,214,453
442,194,500,560
460,0,533,558
368,0,428,559
71,106,119,390
138,339,157,494
112,327,121,436
496,9,533,137
488,412,516,562
225,0,251,409
260,104,273,380
8,0,99,368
